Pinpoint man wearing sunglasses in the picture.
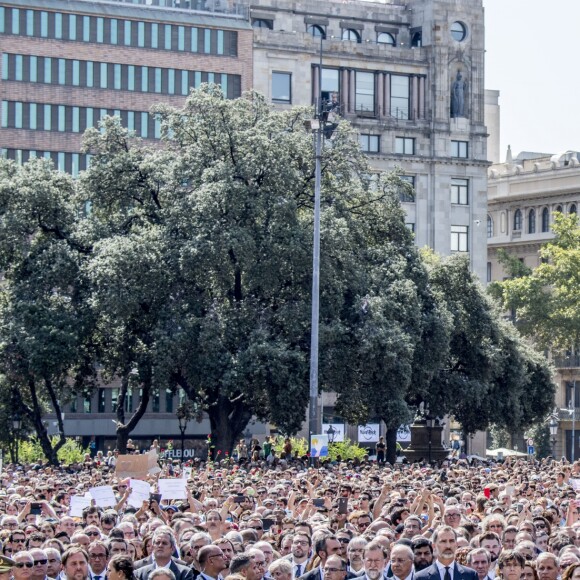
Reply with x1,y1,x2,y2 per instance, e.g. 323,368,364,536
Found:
29,549,50,580
13,551,35,580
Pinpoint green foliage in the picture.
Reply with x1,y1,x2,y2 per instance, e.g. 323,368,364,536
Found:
17,437,89,465
527,423,552,459
491,214,580,350
272,436,308,458
328,438,367,462
489,426,511,449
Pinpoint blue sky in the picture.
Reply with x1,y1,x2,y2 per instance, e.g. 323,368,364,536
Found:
484,0,580,158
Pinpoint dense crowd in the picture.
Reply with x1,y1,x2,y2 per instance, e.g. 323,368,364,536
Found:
1,452,579,580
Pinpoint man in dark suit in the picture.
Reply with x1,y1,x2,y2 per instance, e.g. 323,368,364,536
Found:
299,536,342,580
414,527,478,580
134,529,194,580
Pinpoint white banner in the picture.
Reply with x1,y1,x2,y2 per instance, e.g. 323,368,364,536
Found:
397,425,412,442
322,423,345,442
358,424,380,443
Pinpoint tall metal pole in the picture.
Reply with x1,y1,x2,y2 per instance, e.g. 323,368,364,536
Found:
308,34,324,443
572,380,576,462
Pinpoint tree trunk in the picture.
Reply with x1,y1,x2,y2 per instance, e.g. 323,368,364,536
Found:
116,369,151,453
207,396,252,460
386,427,398,464
24,378,59,465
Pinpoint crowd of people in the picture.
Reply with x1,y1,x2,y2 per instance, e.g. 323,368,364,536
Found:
0,453,579,580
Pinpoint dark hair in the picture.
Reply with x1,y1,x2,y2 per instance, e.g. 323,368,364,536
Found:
62,546,89,567
109,554,135,580
498,550,525,570
230,554,252,574
412,538,433,553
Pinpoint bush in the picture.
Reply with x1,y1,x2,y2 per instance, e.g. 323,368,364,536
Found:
272,436,309,458
328,438,368,462
17,437,90,465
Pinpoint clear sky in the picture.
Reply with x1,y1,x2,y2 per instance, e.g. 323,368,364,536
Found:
484,0,580,160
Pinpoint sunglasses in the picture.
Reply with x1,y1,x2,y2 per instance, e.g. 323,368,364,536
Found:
34,560,48,566
86,532,101,537
15,563,34,569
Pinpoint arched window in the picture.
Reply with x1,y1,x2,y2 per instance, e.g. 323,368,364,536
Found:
542,207,550,232
307,24,325,38
342,29,361,43
252,19,273,29
377,32,395,45
513,209,522,231
487,215,493,239
556,205,563,213
411,31,422,47
570,204,577,215
528,209,536,233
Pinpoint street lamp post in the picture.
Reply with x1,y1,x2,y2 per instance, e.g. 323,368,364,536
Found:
12,414,21,464
549,415,558,457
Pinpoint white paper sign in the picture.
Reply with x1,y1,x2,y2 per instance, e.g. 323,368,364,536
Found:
158,478,187,500
89,486,117,508
128,479,151,508
358,424,380,443
570,478,580,490
69,495,92,517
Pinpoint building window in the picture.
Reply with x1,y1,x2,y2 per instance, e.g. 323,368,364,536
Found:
307,24,325,38
391,75,409,119
165,389,174,413
542,207,550,232
152,390,160,413
411,31,422,47
450,225,469,252
272,72,291,103
395,137,414,155
359,134,380,153
252,19,272,29
513,209,522,231
528,208,536,233
399,175,415,203
487,262,492,283
355,71,375,114
451,21,467,42
487,215,493,238
556,205,563,213
98,389,106,413
321,68,339,104
451,140,468,158
450,178,468,205
570,204,577,215
377,32,395,45
84,396,92,413
342,29,361,43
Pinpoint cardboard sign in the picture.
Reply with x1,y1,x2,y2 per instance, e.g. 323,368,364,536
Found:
116,450,159,480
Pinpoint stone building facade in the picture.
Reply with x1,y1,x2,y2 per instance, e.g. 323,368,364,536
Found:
488,150,580,459
250,0,489,281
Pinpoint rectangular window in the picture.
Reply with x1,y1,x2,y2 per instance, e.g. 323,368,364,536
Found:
355,71,375,114
55,13,62,39
29,55,37,82
194,71,201,89
154,67,162,93
487,262,492,283
395,137,415,155
86,61,93,87
141,66,148,92
1,101,7,128
168,69,175,95
451,140,468,158
82,16,90,42
125,388,133,413
40,12,48,37
450,225,469,252
164,24,172,49
44,104,51,130
29,103,37,130
128,65,135,91
152,390,160,413
217,30,224,55
124,20,131,46
68,14,76,40
190,27,198,52
207,72,214,84
12,8,19,35
359,134,380,153
178,26,185,50
100,62,107,88
181,70,189,95
221,74,228,97
98,389,106,413
86,107,93,128
204,29,211,53
72,60,80,86
110,19,118,44
450,178,469,205
58,105,65,131
26,10,34,36
272,71,291,103
14,102,22,128
83,396,92,414
114,64,121,89
58,58,66,85
141,112,148,138
165,389,173,412
127,111,135,131
0,7,4,34
138,21,145,47
406,223,415,233
96,17,104,43
43,57,51,83
14,54,23,81
391,75,410,120
154,115,161,139
1,54,7,80
151,23,158,48
399,175,415,203
70,106,79,132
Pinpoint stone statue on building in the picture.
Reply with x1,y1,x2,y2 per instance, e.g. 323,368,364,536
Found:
451,71,466,118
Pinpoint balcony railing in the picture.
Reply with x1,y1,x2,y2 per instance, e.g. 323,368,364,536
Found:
94,0,248,18
554,355,580,369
